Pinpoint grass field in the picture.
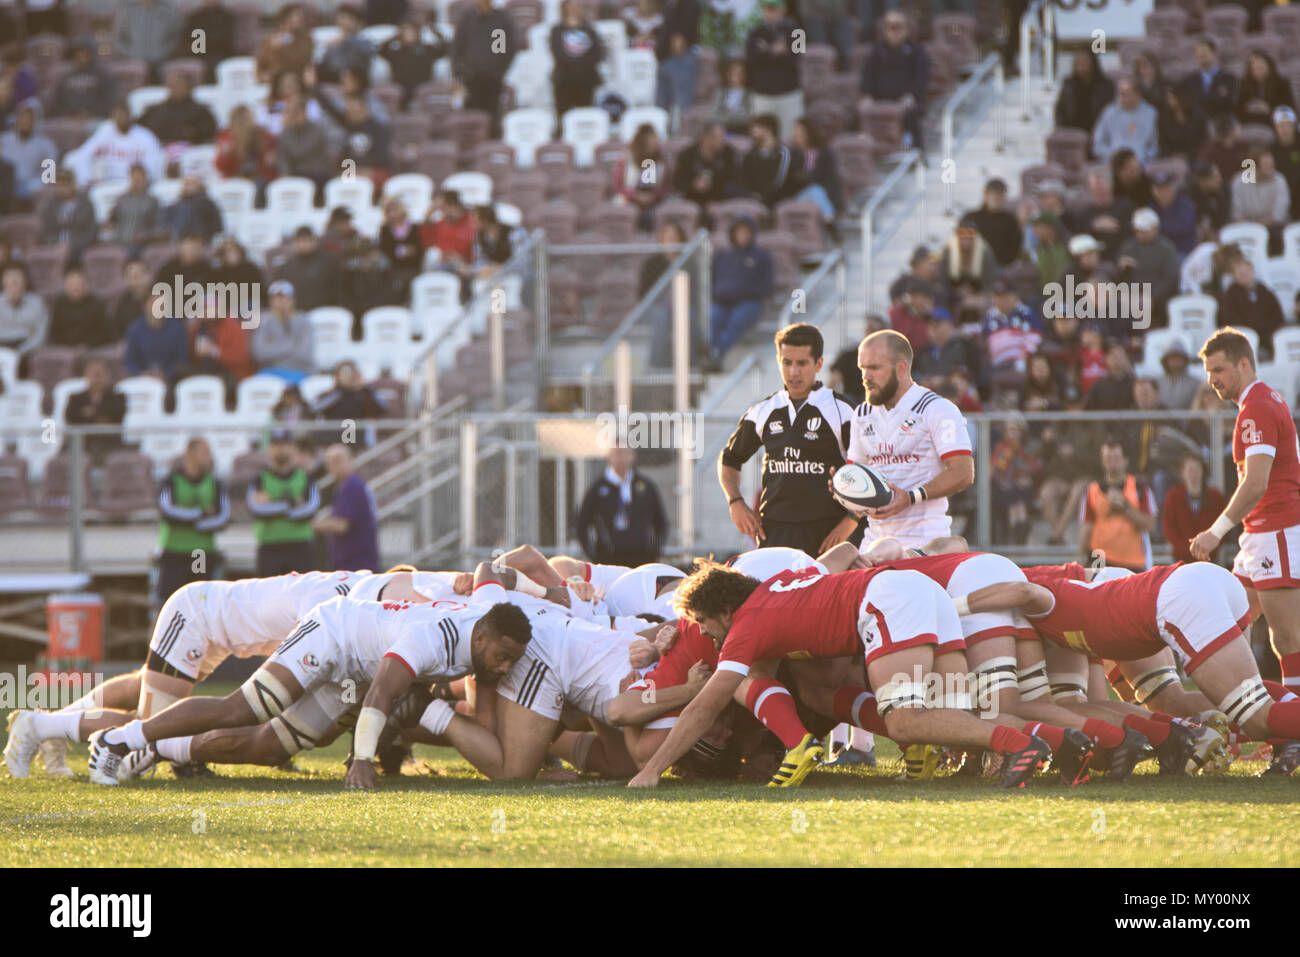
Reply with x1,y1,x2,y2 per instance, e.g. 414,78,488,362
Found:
4,691,1299,867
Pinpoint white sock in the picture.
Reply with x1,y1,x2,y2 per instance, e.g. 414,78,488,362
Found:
31,711,82,742
106,720,148,751
831,722,851,747
56,688,104,715
155,736,193,764
849,727,874,752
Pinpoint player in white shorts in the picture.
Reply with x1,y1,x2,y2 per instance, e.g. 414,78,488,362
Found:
85,595,534,785
844,330,974,550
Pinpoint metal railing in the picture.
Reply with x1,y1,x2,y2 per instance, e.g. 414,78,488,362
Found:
861,149,926,314
941,52,1007,215
1020,0,1057,120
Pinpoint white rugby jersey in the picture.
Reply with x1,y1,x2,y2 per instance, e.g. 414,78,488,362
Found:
502,612,635,717
846,382,972,542
729,546,828,583
197,571,367,658
346,570,463,602
287,595,478,685
603,563,686,618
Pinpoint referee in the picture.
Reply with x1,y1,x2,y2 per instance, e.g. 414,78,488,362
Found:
718,323,860,553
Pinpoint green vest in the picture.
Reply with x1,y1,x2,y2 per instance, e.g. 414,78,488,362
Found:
159,470,219,555
254,468,316,545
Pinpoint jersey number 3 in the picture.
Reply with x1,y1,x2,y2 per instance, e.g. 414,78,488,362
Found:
769,574,824,592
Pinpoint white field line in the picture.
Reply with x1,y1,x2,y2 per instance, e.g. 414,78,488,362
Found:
3,792,348,825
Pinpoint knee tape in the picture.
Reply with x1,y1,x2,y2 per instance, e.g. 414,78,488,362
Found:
269,716,309,756
876,680,926,717
1017,661,1050,702
1221,675,1271,727
973,656,1018,704
241,670,293,722
1132,665,1180,705
1050,671,1088,702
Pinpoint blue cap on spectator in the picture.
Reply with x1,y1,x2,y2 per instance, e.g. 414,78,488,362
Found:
1276,106,1297,125
268,280,294,298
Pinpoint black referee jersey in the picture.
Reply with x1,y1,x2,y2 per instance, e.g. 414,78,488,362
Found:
720,382,856,524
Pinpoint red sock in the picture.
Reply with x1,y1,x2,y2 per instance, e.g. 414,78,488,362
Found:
1266,700,1300,738
989,725,1032,754
1083,718,1125,748
1147,711,1174,724
745,679,808,749
1265,679,1299,703
832,685,890,735
1124,714,1170,746
1278,653,1300,691
1022,721,1065,750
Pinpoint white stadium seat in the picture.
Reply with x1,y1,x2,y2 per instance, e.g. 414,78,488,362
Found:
382,173,435,221
619,105,669,143
409,271,464,340
494,202,523,227
308,307,356,372
216,56,257,91
173,376,228,424
88,180,129,224
178,143,219,182
298,372,336,405
1273,326,1300,366
1259,258,1298,319
1219,222,1269,271
1137,329,1193,379
442,172,492,207
51,378,86,425
505,51,553,110
1166,294,1217,350
236,209,282,264
234,374,289,426
503,108,554,169
139,427,189,477
324,176,376,218
618,49,659,108
204,427,251,479
562,107,611,167
148,178,184,207
192,85,231,127
266,177,319,232
0,348,16,388
0,381,44,447
117,376,168,445
209,177,257,233
360,306,416,378
310,26,342,59
127,85,167,119
1283,222,1300,269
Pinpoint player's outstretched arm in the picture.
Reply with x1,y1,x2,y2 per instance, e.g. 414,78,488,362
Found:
962,582,1053,617
346,656,416,790
628,668,743,787
607,663,711,727
499,545,567,587
818,541,866,571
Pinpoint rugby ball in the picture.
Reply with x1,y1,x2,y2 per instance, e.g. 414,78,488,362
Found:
832,463,894,511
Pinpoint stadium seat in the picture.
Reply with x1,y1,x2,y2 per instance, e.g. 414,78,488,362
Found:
324,176,377,218
504,170,548,217
50,378,86,425
619,106,669,143
138,427,189,477
504,108,554,169
505,50,553,110
117,376,168,445
1239,123,1275,151
174,376,228,423
1143,7,1188,44
1138,329,1193,378
1282,222,1300,267
35,454,88,515
713,198,768,233
81,245,129,301
1019,161,1068,200
507,0,544,34
308,307,357,371
204,427,251,479
43,117,94,156
1273,326,1300,366
446,110,493,164
535,142,576,197
799,44,838,93
857,99,907,156
127,85,168,118
24,245,68,299
89,180,130,224
1260,258,1298,316
652,198,701,237
310,25,342,53
590,202,637,243
472,141,517,194
1167,294,1218,347
298,373,336,405
148,177,185,208
266,177,319,232
410,271,465,340
1220,222,1269,271
412,82,458,125
775,199,825,258
234,374,287,426
0,380,43,446
414,140,459,185
804,98,847,142
192,85,230,127
161,58,207,90
29,348,84,410
0,455,30,515
1265,5,1300,49
1204,5,1247,50
932,13,978,70
832,133,876,200
209,177,257,234
695,47,720,103
1045,127,1090,184
0,348,16,388
0,213,40,250
360,307,417,379
178,143,220,182
382,173,435,222
560,107,611,170
619,48,658,108
140,241,179,279
97,450,157,516
495,202,523,227
107,61,149,100
1237,326,1262,360
216,56,258,91
545,267,583,330
236,210,282,264
443,171,494,207
759,230,799,292
530,199,579,244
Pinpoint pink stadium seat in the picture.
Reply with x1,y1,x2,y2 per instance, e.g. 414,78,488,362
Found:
593,140,629,178
535,142,576,198
831,132,876,199
774,199,825,259
0,214,40,250
97,450,157,516
592,272,639,331
447,110,493,165
86,344,128,384
925,43,955,98
652,198,702,236
392,112,436,168
1240,123,1276,151
799,44,838,92
161,58,207,90
857,99,906,156
412,82,459,125
81,245,130,301
529,199,579,244
414,140,459,185
504,170,548,218
681,105,715,140
42,117,95,157
695,47,721,103
593,202,639,243
805,99,847,142
30,349,86,411
1203,6,1247,48
0,456,30,515
932,14,978,71
25,33,66,69
1045,127,1090,184
546,267,583,329
23,245,68,299
758,229,798,291
107,61,150,100
506,0,543,34
1143,8,1189,45
36,454,89,517
1264,6,1300,50
373,84,404,121
1020,161,1067,199
140,241,179,279
473,140,517,194
1174,0,1206,32
566,167,609,207
712,198,767,233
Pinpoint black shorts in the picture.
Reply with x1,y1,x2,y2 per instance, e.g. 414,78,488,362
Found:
760,516,860,555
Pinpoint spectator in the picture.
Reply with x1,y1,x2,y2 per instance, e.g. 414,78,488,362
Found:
113,0,183,78
0,265,49,357
251,280,316,381
452,0,518,132
792,116,843,236
0,46,38,128
317,89,392,188
801,0,854,70
270,383,309,427
1085,342,1136,411
644,222,693,368
275,226,343,312
712,59,755,135
980,280,1041,399
1231,148,1290,252
317,3,375,84
614,123,671,231
741,113,802,208
312,444,380,571
275,94,334,189
37,170,98,260
162,179,224,242
125,291,188,383
1111,147,1152,208
256,3,314,82
964,178,1023,268
1023,179,1069,262
1220,257,1284,359
912,311,966,384
1078,437,1157,572
1149,170,1198,258
421,190,477,272
1128,376,1201,503
887,278,948,354
1198,113,1248,187
889,245,939,304
1091,77,1159,164
1060,232,1115,289
1116,207,1181,324
654,0,700,129
990,418,1040,543
468,204,515,278
74,102,166,186
53,38,115,120
1162,452,1227,564
141,72,218,152
1054,49,1114,142
1236,48,1292,129
213,235,265,291
214,104,278,191
1063,167,1131,263
185,0,237,79
860,11,930,152
1180,227,1227,295
1037,422,1090,543
626,0,664,50
155,436,228,604
311,360,389,441
709,216,773,363
64,358,127,465
247,431,321,576
377,196,424,295
673,122,743,209
551,0,605,132
156,232,216,296
379,19,447,110
1029,212,1070,290
1022,351,1062,411
1039,310,1083,404
938,216,1000,323
189,290,252,382
109,259,155,342
744,0,803,140
700,0,759,57
1157,83,1207,162
49,266,111,348
1181,37,1238,120
257,71,321,137
1273,106,1300,221
1132,50,1169,110
828,313,885,404
109,163,165,252
1188,158,1229,233
1076,321,1108,399
0,100,57,207
1156,336,1202,411
367,0,409,25
574,446,669,566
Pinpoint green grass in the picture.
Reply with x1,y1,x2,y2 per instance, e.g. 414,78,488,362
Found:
4,699,1298,867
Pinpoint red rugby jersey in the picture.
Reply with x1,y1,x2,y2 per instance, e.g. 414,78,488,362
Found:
1233,380,1300,532
1021,563,1180,659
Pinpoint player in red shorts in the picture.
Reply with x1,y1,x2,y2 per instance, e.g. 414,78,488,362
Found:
626,562,1053,789
960,560,1300,766
1191,328,1300,699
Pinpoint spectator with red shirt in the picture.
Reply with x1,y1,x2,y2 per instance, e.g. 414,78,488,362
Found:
422,190,476,266
189,292,253,398
1077,323,1109,399
887,279,948,355
215,104,277,193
